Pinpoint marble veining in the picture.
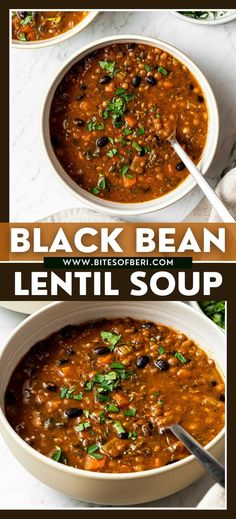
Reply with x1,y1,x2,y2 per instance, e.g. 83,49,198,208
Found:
10,10,236,222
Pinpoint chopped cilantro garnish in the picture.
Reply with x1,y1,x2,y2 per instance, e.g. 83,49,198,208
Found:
158,66,169,77
87,118,105,132
158,346,165,355
18,33,27,41
100,331,121,349
99,60,116,76
124,408,136,417
85,380,94,391
107,404,120,413
128,431,138,439
120,164,129,176
123,128,133,136
137,126,145,135
60,387,83,400
113,421,125,435
157,399,165,406
87,444,102,458
91,175,106,196
107,148,118,158
75,422,91,432
110,362,125,369
144,64,151,73
175,352,187,363
132,141,143,153
51,447,67,464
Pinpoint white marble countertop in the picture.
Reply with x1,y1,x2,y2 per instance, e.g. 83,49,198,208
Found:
0,305,225,509
10,10,236,223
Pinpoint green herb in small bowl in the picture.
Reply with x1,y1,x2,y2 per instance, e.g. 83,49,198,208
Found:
198,301,225,329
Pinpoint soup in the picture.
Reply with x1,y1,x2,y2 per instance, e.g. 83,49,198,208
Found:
50,43,208,203
5,317,224,473
12,11,88,42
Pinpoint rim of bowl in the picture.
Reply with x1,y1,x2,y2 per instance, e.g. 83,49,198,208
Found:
0,300,225,481
172,10,236,25
41,34,219,216
188,301,225,333
11,11,99,49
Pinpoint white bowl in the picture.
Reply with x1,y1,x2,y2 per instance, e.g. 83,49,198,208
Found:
42,34,219,217
12,11,99,49
0,301,225,505
172,10,236,26
188,301,225,333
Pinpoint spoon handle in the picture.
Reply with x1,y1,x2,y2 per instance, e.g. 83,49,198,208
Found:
168,423,225,488
170,137,235,223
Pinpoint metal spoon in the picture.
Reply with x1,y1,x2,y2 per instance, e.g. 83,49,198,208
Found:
168,132,235,223
163,423,225,488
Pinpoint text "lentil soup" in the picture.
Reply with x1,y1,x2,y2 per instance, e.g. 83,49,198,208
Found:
5,318,224,473
50,43,208,203
12,11,88,42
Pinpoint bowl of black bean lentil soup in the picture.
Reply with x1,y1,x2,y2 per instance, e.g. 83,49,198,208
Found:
12,11,99,48
0,301,225,504
42,35,219,216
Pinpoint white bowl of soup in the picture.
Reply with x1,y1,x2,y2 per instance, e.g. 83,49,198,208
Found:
42,35,219,216
0,301,225,505
11,10,99,48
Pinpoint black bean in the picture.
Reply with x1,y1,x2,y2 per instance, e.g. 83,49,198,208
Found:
141,321,155,329
65,408,83,418
73,118,85,127
219,394,225,402
154,359,170,371
176,161,186,171
5,390,16,405
146,76,157,86
128,43,136,50
97,136,109,148
148,421,154,429
80,84,87,90
58,359,69,365
198,95,204,103
46,383,58,392
94,346,111,355
76,94,85,101
60,325,74,338
67,347,75,356
99,75,112,85
189,83,194,90
17,11,28,18
132,75,142,87
136,355,150,369
211,380,217,387
138,148,145,157
119,432,129,439
51,136,59,148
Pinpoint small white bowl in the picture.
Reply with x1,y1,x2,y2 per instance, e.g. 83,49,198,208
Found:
172,10,236,26
42,34,219,217
12,11,99,49
0,301,225,505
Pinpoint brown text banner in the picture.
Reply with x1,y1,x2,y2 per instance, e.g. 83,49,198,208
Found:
0,223,235,262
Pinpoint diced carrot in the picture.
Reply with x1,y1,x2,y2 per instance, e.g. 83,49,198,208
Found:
60,366,72,376
113,392,129,408
124,115,137,128
97,354,112,365
84,455,106,471
123,176,137,188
